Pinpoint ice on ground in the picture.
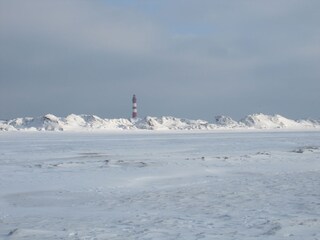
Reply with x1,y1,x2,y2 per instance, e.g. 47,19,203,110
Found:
0,131,320,239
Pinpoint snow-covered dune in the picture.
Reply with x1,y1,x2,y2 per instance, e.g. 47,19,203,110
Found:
0,114,135,131
240,113,302,129
0,113,319,131
134,116,216,130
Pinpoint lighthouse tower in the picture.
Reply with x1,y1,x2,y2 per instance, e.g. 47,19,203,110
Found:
132,94,137,118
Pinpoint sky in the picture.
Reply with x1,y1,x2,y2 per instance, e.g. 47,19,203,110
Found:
1,0,320,121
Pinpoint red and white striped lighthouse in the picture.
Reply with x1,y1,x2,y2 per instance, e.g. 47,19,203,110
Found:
132,94,137,118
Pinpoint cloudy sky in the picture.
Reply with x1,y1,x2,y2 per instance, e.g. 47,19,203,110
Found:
1,0,319,120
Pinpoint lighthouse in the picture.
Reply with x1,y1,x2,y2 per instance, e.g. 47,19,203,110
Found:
132,94,137,118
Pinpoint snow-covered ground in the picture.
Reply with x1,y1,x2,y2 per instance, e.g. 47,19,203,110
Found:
0,131,320,239
1,113,320,131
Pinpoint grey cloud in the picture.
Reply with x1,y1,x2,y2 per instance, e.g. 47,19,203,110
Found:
0,0,319,120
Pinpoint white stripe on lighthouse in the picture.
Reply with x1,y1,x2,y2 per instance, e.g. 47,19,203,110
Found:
132,94,138,118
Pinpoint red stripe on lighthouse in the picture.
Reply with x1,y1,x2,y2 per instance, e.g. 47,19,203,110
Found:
132,94,137,118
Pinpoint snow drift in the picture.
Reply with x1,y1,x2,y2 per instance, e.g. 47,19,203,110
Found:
0,113,319,131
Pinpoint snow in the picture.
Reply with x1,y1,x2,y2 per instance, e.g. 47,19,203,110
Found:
0,131,320,239
240,114,302,129
1,113,320,131
215,115,243,128
134,116,215,130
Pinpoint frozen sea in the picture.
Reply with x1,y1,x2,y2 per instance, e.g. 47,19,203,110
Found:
0,131,320,239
